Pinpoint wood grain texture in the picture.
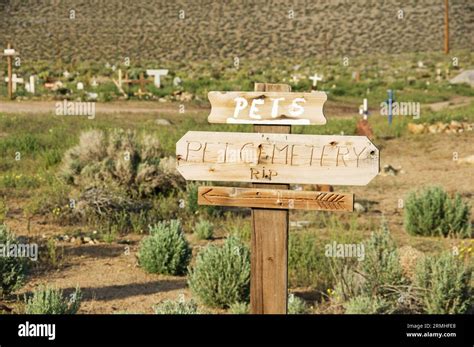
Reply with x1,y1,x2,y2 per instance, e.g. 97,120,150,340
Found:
251,82,290,315
198,186,354,211
176,131,380,185
207,90,327,125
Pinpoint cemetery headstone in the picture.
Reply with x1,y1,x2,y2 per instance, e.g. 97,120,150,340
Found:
25,75,35,94
146,69,168,88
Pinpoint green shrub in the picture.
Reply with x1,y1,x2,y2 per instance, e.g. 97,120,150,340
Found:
185,182,199,214
333,223,408,314
344,295,391,314
0,224,28,297
138,220,191,275
289,232,331,289
194,219,214,240
226,215,251,243
154,298,199,314
288,294,310,314
25,286,81,314
414,252,472,314
359,224,406,298
404,186,471,238
228,302,249,314
188,237,250,308
60,129,184,215
185,182,220,217
0,199,8,223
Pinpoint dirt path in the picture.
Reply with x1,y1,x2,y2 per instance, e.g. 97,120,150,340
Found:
0,100,206,115
0,99,358,117
2,96,472,118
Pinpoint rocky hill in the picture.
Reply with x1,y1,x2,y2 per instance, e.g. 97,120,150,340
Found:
0,0,472,63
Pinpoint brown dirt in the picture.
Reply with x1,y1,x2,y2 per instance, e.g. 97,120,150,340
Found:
0,99,357,118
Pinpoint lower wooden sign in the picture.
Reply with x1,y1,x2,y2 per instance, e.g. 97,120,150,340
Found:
198,186,354,211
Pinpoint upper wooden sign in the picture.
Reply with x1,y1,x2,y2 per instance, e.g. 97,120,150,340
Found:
176,131,380,185
208,91,327,125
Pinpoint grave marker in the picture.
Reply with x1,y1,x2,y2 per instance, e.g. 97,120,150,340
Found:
359,98,369,119
309,73,323,88
386,90,395,125
173,76,182,87
4,74,24,93
123,72,152,98
146,69,168,88
2,42,19,99
25,75,35,94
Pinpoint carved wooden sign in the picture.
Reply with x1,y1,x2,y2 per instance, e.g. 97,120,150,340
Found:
176,131,380,185
198,186,354,211
207,91,327,125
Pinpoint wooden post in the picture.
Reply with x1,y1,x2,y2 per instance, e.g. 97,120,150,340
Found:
444,0,449,54
7,42,13,99
251,82,290,314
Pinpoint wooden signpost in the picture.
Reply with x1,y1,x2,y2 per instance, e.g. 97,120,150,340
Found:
2,42,19,99
176,83,380,314
198,187,354,212
176,131,379,185
208,90,327,125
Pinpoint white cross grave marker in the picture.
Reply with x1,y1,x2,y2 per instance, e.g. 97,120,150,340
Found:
5,74,24,92
309,73,323,88
359,98,369,119
146,69,168,88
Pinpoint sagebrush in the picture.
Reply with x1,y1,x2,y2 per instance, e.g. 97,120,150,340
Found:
0,224,28,297
404,186,471,238
188,236,250,308
138,220,191,275
414,252,472,314
333,224,408,314
288,294,310,314
25,286,82,314
194,219,214,240
60,129,184,215
289,232,331,289
154,298,199,314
